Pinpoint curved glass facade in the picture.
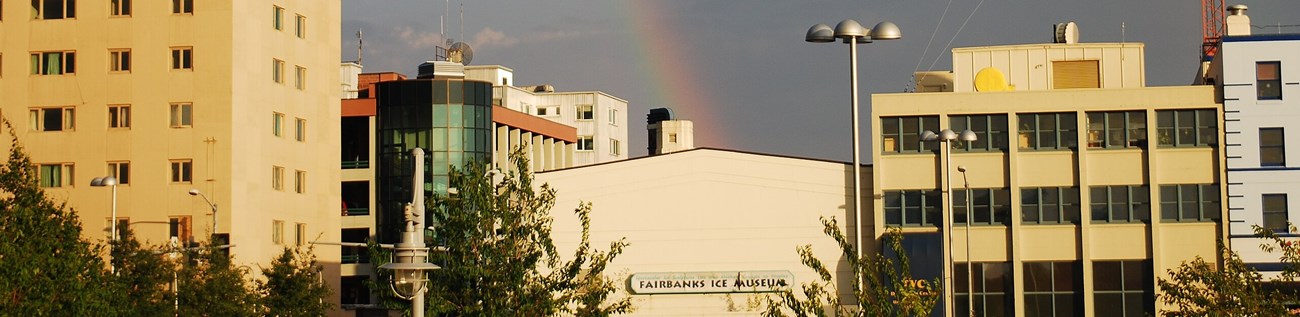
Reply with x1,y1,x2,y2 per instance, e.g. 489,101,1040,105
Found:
375,78,493,243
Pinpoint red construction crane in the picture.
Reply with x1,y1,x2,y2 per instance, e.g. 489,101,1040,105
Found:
1202,0,1225,61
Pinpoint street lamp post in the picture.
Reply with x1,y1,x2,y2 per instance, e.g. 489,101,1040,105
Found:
921,128,976,317
188,189,218,235
91,176,119,273
379,148,441,317
805,19,901,262
958,165,973,317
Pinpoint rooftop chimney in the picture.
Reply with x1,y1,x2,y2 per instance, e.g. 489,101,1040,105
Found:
1226,4,1251,36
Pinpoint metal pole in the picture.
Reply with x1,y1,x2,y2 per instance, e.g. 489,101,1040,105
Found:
110,183,118,274
212,203,218,235
962,169,973,317
848,38,863,263
413,287,425,317
942,141,954,316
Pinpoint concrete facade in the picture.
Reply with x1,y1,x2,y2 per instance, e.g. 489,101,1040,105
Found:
874,41,1222,316
1,0,344,313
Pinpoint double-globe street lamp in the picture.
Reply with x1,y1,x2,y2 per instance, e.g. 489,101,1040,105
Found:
90,176,120,273
922,128,977,317
804,18,901,263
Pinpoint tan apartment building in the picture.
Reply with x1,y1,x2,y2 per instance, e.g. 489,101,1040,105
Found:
0,0,343,312
873,36,1223,316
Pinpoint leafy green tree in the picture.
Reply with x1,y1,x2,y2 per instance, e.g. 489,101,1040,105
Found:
258,245,333,316
175,235,258,317
0,119,118,315
764,218,939,317
109,228,178,317
1158,242,1288,316
369,150,632,316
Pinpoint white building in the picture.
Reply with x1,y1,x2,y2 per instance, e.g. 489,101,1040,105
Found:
466,65,629,166
1210,5,1300,275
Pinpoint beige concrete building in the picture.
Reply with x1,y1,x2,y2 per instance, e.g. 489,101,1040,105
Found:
537,148,868,316
0,0,343,312
873,38,1223,316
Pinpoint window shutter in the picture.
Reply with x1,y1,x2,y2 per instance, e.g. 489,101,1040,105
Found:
1052,60,1100,89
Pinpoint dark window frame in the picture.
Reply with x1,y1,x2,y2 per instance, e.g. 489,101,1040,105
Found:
1260,128,1286,167
1021,187,1081,225
955,262,1013,317
1156,109,1217,147
1086,111,1146,149
1257,61,1282,100
1023,261,1081,317
950,114,1009,152
1092,260,1154,317
1159,184,1220,222
884,190,943,227
1263,194,1289,233
953,188,1012,226
1018,112,1078,151
1090,185,1151,223
880,115,941,154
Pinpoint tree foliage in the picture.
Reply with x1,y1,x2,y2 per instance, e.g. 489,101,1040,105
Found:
764,218,939,317
1158,224,1300,316
109,229,178,317
258,245,333,316
0,119,117,315
175,237,259,317
370,150,632,316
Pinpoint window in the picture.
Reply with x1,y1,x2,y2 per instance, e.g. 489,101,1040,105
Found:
883,190,943,227
170,47,192,70
170,160,192,183
881,116,941,153
537,106,559,116
294,170,305,193
1263,194,1289,233
28,106,75,131
272,112,284,137
294,118,306,142
38,163,74,188
272,6,284,30
955,262,1012,317
950,114,1009,151
1019,112,1078,150
169,103,192,127
272,59,284,83
31,0,76,19
295,14,306,38
294,223,306,246
1160,184,1220,222
107,218,129,241
272,166,284,191
1023,261,1080,316
294,65,305,90
1157,109,1216,147
108,105,130,128
110,0,129,16
609,138,621,156
609,108,618,125
169,216,191,245
29,51,76,75
271,220,284,245
577,105,594,120
1022,187,1081,224
1258,61,1282,100
171,0,192,14
1093,260,1153,317
1090,185,1151,223
107,161,130,185
1260,128,1286,167
577,136,594,151
952,188,1011,225
109,49,130,72
1086,111,1146,149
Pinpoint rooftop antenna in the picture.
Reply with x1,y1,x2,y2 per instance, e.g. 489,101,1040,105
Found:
1121,22,1126,43
459,2,464,45
356,29,364,65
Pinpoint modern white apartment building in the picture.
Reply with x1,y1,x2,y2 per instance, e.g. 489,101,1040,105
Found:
466,65,629,166
1207,5,1300,275
0,0,343,312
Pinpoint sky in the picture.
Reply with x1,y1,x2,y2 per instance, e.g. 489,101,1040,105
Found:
342,0,1300,163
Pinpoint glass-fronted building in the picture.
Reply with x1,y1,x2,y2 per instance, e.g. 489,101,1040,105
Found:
375,77,493,243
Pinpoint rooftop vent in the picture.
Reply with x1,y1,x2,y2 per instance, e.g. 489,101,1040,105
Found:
1053,22,1079,44
416,61,465,79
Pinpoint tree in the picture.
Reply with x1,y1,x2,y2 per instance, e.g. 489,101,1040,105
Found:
1157,242,1288,316
175,236,258,317
369,150,632,316
108,228,178,317
764,218,939,317
0,118,118,315
258,245,333,316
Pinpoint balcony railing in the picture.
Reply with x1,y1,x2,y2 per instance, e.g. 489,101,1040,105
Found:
342,253,370,264
344,208,369,216
342,160,369,169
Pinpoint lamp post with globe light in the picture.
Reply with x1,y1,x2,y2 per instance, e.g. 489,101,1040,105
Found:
803,18,901,265
90,176,119,273
922,128,977,317
379,148,440,317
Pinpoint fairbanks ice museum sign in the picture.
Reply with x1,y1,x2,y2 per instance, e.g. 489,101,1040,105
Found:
629,270,794,294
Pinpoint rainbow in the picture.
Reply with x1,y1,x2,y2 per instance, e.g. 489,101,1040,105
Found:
625,2,728,148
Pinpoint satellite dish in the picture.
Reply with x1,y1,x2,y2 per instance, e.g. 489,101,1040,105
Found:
448,42,474,65
974,67,1013,92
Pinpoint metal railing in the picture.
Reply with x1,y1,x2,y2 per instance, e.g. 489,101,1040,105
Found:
341,160,369,169
344,208,369,216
